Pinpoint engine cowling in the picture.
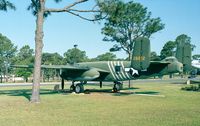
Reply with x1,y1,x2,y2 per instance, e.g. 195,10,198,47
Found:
80,68,100,81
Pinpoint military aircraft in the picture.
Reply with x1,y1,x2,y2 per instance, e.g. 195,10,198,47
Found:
192,60,200,69
12,38,183,93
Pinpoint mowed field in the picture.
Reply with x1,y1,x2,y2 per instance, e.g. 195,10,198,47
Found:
0,81,200,126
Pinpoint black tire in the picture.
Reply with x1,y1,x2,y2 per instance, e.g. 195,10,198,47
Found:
70,85,75,92
113,87,118,92
75,84,84,93
113,83,121,92
113,81,123,92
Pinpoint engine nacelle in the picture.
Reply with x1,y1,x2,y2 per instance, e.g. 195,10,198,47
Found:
80,68,100,81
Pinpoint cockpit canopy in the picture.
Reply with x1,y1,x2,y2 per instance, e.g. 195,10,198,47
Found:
162,56,178,62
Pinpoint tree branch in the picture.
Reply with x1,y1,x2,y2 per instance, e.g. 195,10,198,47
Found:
45,0,88,12
69,9,100,13
67,11,103,21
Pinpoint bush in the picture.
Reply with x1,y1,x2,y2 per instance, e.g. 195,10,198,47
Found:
181,84,200,91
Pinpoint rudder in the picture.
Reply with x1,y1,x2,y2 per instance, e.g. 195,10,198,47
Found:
131,37,150,70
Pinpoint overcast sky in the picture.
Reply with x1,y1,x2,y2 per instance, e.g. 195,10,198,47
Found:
0,0,199,58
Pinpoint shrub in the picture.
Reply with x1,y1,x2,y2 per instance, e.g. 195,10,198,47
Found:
181,84,200,91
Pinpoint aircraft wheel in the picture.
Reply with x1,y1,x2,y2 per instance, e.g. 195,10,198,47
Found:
113,87,118,92
70,85,75,92
113,83,122,92
75,84,84,93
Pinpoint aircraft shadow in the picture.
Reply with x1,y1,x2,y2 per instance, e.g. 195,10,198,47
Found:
112,91,160,96
0,89,60,101
0,88,160,100
67,87,159,97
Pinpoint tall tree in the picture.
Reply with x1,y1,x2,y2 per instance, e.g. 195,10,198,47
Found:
95,52,116,61
64,48,88,64
42,52,64,81
101,1,164,60
28,0,104,103
14,45,34,82
151,51,161,61
160,41,176,59
0,0,15,11
0,33,17,82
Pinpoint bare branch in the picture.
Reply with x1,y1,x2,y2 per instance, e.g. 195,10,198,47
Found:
45,0,88,12
69,9,100,13
44,0,106,22
67,11,101,21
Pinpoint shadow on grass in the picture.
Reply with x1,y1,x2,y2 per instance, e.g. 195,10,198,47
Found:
0,86,160,100
135,91,159,95
112,91,159,96
77,87,158,97
0,89,60,101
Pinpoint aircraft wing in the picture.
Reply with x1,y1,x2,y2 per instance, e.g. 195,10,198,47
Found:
11,64,110,81
11,64,89,70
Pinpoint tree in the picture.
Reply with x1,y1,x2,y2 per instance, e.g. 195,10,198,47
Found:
42,52,63,65
95,52,116,61
160,41,176,59
0,33,17,82
151,51,161,61
42,52,63,81
14,45,34,82
63,48,88,64
0,0,15,11
101,1,164,60
27,0,104,103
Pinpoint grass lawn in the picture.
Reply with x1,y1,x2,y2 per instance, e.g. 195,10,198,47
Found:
0,82,199,126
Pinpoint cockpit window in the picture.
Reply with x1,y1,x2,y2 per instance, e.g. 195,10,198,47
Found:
163,57,178,62
115,66,121,73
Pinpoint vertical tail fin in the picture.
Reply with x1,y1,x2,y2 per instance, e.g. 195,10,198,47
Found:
131,37,150,70
176,43,192,72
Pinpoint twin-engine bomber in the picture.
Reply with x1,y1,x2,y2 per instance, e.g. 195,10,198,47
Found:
12,38,183,93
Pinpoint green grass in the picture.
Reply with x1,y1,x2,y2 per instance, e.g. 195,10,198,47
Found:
0,82,200,126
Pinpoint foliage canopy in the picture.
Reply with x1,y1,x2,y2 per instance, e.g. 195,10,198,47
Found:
101,0,164,59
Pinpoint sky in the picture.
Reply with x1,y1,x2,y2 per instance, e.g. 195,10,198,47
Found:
0,0,199,59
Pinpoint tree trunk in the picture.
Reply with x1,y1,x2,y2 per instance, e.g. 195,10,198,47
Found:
31,0,45,103
5,63,8,82
0,74,2,83
128,51,132,88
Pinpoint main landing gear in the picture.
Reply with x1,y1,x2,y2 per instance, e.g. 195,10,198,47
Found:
61,79,84,93
61,79,123,94
113,81,123,92
70,81,84,94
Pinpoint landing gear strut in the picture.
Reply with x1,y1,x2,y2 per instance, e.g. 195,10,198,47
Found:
61,78,65,90
100,81,102,88
70,81,75,92
113,81,123,92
